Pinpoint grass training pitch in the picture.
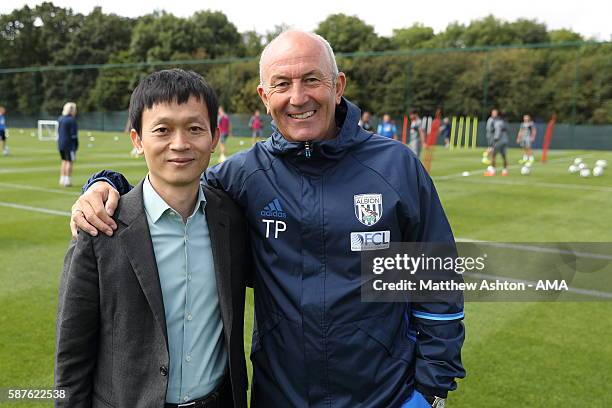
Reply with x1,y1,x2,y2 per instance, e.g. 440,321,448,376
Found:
1,129,611,406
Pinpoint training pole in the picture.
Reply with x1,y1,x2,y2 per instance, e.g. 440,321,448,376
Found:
449,117,457,150
464,117,471,149
472,117,478,149
541,112,557,163
423,114,441,172
402,115,408,144
457,117,464,150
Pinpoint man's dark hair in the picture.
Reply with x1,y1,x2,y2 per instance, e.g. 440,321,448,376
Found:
128,69,218,137
409,108,419,116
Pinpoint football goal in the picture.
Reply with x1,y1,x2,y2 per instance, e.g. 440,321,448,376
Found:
38,120,59,141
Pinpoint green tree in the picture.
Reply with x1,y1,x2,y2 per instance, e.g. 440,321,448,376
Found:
190,10,244,58
0,3,83,113
315,14,379,53
242,30,264,57
549,29,583,43
508,19,549,44
43,7,133,112
392,24,435,49
87,51,139,111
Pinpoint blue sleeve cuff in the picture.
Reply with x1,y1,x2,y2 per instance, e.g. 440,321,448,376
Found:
82,176,116,194
412,311,464,321
81,170,132,195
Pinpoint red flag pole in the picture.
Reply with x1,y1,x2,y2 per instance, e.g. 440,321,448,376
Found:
423,111,442,172
541,112,557,163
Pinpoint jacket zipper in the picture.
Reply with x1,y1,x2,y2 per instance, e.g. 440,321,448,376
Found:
304,141,312,158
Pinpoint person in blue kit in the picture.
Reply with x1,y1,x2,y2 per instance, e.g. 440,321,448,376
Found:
0,106,9,156
377,113,398,140
57,102,79,187
69,30,465,408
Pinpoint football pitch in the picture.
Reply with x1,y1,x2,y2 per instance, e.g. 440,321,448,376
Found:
1,129,611,407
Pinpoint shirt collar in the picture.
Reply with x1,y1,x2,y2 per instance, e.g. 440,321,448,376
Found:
143,175,206,223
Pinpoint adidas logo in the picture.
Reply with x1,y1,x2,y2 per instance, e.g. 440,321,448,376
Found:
260,198,287,219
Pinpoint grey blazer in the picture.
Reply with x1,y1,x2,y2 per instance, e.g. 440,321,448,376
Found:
55,181,251,408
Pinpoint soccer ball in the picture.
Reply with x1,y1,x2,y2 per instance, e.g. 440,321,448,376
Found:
595,159,608,168
568,164,578,173
577,162,587,170
520,166,531,175
593,166,604,177
573,158,583,165
580,168,590,178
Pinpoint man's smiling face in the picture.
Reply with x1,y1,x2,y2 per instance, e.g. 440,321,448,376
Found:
131,96,219,192
257,32,346,143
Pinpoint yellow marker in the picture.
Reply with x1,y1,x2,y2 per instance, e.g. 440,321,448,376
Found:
464,117,472,149
449,117,457,150
457,117,464,150
472,117,478,149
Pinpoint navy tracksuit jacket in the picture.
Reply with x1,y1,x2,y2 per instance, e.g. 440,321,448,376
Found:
89,98,465,408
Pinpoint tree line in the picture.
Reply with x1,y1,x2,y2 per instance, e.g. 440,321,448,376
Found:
0,3,610,123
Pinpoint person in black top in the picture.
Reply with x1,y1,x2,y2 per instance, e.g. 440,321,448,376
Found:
57,102,78,187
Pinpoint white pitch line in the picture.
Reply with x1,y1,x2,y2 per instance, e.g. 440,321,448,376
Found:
464,271,612,299
0,182,80,196
454,178,612,193
0,201,70,217
433,153,596,181
2,201,612,300
456,238,612,260
0,161,145,174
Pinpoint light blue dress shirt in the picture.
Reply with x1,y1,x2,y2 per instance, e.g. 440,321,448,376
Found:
143,176,227,404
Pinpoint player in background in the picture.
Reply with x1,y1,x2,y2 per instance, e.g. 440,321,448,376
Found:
517,114,536,164
408,109,426,157
358,111,374,132
58,102,79,187
0,106,8,155
484,111,509,176
249,109,263,144
376,113,397,140
482,108,498,165
440,116,451,147
217,106,231,162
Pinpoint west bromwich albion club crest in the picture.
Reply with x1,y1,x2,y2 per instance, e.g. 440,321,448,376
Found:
354,194,382,226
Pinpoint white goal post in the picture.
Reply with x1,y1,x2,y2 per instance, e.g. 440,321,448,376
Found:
38,120,59,141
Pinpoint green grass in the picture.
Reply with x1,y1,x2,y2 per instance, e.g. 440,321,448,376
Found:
1,129,611,406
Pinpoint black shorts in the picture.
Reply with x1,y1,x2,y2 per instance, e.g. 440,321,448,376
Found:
0,129,5,141
59,150,76,162
493,142,507,157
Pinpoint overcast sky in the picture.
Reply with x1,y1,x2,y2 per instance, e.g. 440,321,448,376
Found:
1,0,611,40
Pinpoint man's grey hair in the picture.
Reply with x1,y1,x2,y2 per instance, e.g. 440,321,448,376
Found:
259,30,339,86
62,102,77,116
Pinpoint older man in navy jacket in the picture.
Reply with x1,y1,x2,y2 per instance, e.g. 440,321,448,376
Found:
71,30,465,408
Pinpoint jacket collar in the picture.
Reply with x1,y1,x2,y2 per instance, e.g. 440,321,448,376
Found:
265,97,371,160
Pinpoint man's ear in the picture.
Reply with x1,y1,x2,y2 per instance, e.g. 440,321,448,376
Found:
130,129,144,155
257,85,270,114
334,72,347,105
211,127,221,153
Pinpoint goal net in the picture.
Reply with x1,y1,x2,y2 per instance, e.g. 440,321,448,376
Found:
38,120,59,141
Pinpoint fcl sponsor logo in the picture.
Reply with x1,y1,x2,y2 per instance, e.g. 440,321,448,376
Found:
350,231,390,251
354,194,382,226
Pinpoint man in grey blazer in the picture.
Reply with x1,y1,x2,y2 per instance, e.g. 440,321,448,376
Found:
55,69,250,408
